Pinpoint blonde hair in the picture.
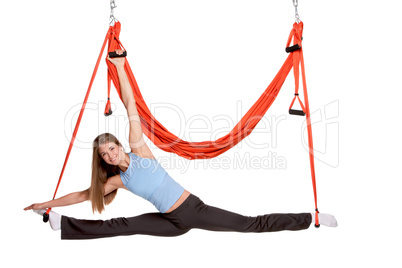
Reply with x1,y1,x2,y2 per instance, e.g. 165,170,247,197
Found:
90,133,122,213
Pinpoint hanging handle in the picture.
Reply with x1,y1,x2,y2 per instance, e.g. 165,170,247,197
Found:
289,109,305,116
286,44,301,53
43,212,49,223
108,51,127,58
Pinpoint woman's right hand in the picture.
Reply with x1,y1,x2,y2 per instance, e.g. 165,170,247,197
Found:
24,190,89,212
24,203,44,211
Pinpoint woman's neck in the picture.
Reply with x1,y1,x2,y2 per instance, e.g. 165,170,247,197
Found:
118,152,130,172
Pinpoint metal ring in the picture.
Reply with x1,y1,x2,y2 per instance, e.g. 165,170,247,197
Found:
110,0,118,25
293,0,301,23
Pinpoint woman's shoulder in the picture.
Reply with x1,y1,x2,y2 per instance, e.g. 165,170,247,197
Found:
130,144,156,159
108,173,121,181
107,174,126,189
130,150,156,160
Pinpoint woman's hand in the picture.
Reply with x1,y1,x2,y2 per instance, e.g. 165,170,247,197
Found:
107,49,126,69
24,190,89,211
24,203,45,211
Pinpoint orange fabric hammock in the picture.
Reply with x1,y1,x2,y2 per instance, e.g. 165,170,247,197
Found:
107,22,294,159
48,21,320,226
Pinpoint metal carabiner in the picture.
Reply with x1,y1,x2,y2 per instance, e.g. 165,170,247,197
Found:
110,0,118,25
293,0,301,23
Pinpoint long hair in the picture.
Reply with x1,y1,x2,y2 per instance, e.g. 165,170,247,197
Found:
90,133,122,213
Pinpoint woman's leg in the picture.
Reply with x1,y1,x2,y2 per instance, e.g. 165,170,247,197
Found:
163,195,311,233
61,213,189,240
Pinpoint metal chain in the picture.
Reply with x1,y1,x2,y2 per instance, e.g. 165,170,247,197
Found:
110,0,118,25
293,0,301,23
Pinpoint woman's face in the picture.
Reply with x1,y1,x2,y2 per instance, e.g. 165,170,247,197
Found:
98,142,123,165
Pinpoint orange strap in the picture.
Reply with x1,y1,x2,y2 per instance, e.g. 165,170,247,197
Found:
47,22,319,226
286,22,319,226
45,28,113,216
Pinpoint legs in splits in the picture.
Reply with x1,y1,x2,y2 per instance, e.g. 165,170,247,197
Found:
61,212,189,240
36,194,335,240
162,195,312,233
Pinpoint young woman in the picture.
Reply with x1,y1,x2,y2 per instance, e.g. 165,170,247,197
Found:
24,50,337,240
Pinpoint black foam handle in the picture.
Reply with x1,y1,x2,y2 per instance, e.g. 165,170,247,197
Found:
286,44,301,53
108,51,127,58
43,212,49,223
289,109,306,116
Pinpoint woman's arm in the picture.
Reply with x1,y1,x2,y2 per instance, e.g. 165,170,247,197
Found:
24,189,89,211
24,175,126,211
107,50,155,159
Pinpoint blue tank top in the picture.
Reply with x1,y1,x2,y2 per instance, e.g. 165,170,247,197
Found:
119,152,184,213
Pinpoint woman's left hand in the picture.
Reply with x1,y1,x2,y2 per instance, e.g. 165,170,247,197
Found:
107,49,126,68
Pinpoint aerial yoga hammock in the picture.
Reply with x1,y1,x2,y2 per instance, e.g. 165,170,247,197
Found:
32,1,334,235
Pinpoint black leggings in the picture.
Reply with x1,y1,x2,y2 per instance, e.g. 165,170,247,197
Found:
61,194,312,240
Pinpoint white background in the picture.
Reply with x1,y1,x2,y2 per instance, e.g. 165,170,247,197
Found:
1,0,401,267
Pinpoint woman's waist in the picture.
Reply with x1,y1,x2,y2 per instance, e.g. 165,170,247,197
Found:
164,190,191,213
